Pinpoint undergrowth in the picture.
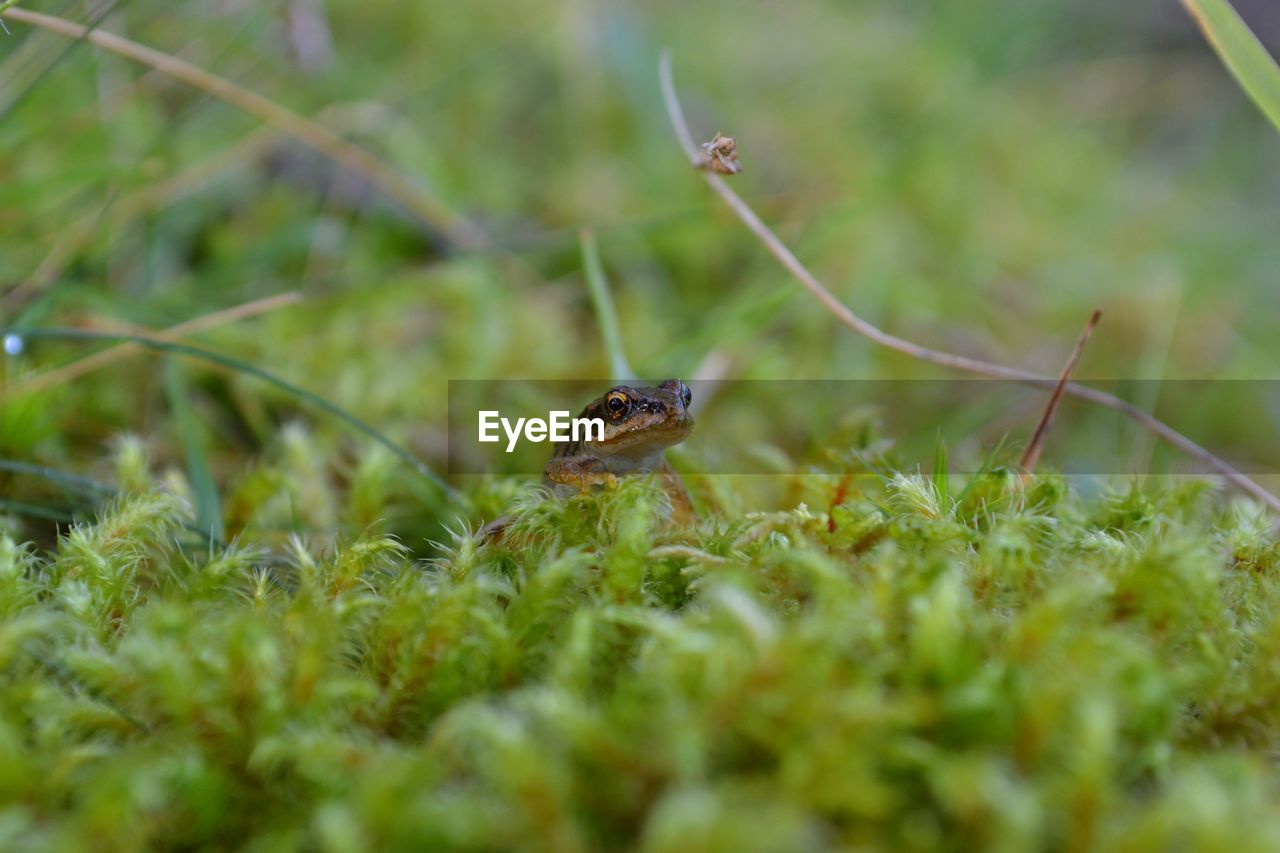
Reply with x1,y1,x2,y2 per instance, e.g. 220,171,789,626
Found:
4,2,1280,849
3,455,1280,851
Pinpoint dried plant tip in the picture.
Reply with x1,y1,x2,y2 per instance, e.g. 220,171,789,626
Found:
698,132,742,175
1019,308,1102,478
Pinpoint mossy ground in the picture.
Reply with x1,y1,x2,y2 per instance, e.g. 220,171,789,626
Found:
5,0,1280,848
4,454,1280,850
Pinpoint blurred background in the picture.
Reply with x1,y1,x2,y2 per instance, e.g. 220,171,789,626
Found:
2,0,1279,547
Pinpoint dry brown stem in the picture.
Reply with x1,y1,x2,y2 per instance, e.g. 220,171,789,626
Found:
658,50,1280,513
1019,309,1102,475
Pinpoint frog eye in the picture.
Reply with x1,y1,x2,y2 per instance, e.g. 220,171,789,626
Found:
605,391,631,419
679,382,692,409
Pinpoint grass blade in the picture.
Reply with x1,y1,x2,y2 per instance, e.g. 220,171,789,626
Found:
0,459,115,496
0,499,74,522
579,228,633,381
0,458,226,549
7,292,301,396
1183,0,1280,132
162,358,223,544
3,327,461,502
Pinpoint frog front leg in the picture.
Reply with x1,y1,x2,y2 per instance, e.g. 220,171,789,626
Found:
544,455,619,493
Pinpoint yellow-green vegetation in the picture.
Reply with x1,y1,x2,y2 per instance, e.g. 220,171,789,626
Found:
5,466,1280,849
5,0,1280,848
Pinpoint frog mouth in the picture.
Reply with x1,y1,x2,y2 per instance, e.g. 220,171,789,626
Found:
649,417,693,446
600,413,693,456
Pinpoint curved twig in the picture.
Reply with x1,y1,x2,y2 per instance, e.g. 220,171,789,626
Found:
658,50,1280,513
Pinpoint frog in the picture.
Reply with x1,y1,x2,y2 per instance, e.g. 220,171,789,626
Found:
543,379,694,513
479,379,695,540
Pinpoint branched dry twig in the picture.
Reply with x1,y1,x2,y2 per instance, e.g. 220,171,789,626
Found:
1020,309,1101,475
658,50,1280,513
0,8,486,252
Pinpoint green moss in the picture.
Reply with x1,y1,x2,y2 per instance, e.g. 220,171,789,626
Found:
4,0,1280,847
2,469,1280,850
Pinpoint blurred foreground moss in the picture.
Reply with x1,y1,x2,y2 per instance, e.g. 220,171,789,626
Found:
3,468,1280,850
